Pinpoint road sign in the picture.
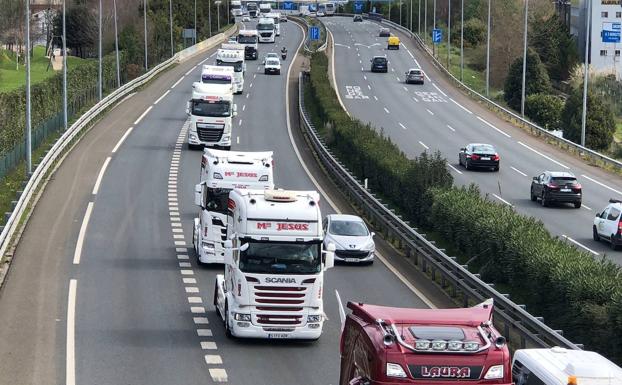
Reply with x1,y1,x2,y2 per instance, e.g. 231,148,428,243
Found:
310,26,320,41
602,22,621,43
354,2,364,12
283,2,293,9
432,28,442,44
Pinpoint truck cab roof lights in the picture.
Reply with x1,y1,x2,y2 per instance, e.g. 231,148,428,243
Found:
264,190,298,202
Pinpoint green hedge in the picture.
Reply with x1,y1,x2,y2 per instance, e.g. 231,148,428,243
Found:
306,52,622,363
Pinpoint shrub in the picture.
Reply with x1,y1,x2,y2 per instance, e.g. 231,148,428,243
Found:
462,18,486,47
504,48,551,111
562,87,615,151
525,93,564,130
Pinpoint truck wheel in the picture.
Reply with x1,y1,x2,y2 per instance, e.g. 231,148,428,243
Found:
222,146,231,151
224,303,233,338
213,281,220,309
593,226,600,241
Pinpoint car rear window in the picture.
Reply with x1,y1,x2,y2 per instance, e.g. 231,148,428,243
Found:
373,57,387,64
551,177,577,184
608,207,621,221
472,145,495,153
410,70,422,75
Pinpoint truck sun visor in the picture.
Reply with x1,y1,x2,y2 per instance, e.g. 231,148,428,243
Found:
409,326,466,341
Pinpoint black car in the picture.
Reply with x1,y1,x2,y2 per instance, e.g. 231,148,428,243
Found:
458,143,500,171
370,56,388,73
353,14,363,22
530,171,582,208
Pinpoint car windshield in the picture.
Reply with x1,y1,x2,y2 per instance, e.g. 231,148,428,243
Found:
329,220,369,236
266,59,279,66
217,60,243,72
239,240,322,274
191,100,231,117
471,144,495,153
238,35,257,44
373,57,386,64
205,188,231,214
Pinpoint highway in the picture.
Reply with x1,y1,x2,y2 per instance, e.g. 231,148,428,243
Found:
326,16,622,261
0,20,441,385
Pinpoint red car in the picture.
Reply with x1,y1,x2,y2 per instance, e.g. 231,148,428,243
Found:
340,299,512,385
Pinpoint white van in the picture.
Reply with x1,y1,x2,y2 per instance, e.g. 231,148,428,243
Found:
512,347,622,385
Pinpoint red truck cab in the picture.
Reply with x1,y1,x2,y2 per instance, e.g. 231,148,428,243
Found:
339,299,512,385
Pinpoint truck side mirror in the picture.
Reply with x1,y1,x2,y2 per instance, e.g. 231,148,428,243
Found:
324,243,335,270
194,184,203,207
186,101,191,116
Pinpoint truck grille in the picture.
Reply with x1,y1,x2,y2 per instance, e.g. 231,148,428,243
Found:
260,32,272,38
197,126,224,143
336,250,370,259
211,218,227,241
253,285,308,326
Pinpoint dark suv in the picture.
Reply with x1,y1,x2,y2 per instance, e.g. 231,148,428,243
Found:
530,171,582,208
370,56,388,73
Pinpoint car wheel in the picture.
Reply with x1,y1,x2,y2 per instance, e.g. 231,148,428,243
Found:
277,70,281,75
213,281,220,308
464,160,470,170
264,70,268,74
593,226,600,241
541,193,548,207
530,188,537,202
493,166,499,172
611,236,620,251
458,156,462,166
188,143,199,150
574,201,582,209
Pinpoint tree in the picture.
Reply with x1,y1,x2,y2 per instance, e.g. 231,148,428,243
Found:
562,87,616,151
530,14,578,82
52,3,96,58
504,48,551,111
462,18,486,47
524,93,564,130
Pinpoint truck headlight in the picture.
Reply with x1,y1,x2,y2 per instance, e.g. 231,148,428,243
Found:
307,315,322,323
386,363,407,378
484,365,504,380
222,135,231,142
234,313,251,322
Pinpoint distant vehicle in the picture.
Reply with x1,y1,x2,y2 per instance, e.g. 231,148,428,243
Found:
257,17,276,43
530,171,582,208
323,214,375,264
259,2,272,15
247,1,258,17
230,0,242,17
321,2,335,15
264,57,281,74
279,14,287,22
458,143,500,171
227,36,237,44
387,35,400,49
266,12,281,36
512,347,622,385
316,11,325,17
237,30,258,60
379,27,391,37
405,68,424,84
242,16,250,21
317,2,326,15
263,52,279,63
370,55,388,73
353,14,363,22
594,198,622,250
298,5,310,16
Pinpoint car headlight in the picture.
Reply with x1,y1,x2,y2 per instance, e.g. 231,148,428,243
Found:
386,363,407,378
234,313,251,322
307,315,322,323
484,365,504,380
363,239,375,250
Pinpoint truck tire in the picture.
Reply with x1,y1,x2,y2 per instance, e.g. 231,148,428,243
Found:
224,302,233,338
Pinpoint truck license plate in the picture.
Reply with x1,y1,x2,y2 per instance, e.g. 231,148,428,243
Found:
268,333,289,339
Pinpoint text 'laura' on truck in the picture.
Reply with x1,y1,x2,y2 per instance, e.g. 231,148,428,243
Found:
237,30,259,60
339,299,512,385
187,65,237,150
257,17,276,43
214,189,336,340
193,149,274,265
217,43,246,94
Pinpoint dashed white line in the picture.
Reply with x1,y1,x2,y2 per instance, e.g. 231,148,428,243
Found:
447,163,463,174
412,96,419,102
449,98,472,114
66,279,77,385
363,75,367,80
432,83,448,97
171,76,185,89
426,108,434,116
133,106,153,125
197,329,213,337
190,306,205,314
419,141,429,150
510,166,527,177
209,368,228,383
185,287,199,293
398,122,407,130
154,90,171,105
205,355,223,364
188,297,203,304
201,341,218,350
367,84,371,90
181,270,195,276
72,202,94,265
518,141,569,169
561,235,599,255
476,116,511,138
92,157,111,195
112,126,134,153
396,77,401,82
446,124,455,132
373,95,378,101
582,204,593,211
242,104,246,111
239,119,243,126
581,174,622,196
193,317,209,324
492,193,513,206
402,86,408,91
185,66,197,76
246,93,250,99
383,107,390,114
250,83,253,88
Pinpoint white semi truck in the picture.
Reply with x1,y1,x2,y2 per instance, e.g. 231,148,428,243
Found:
216,43,246,94
259,2,272,15
237,30,259,60
230,0,242,17
214,189,335,340
247,2,258,17
193,150,274,264
257,17,276,43
266,12,281,36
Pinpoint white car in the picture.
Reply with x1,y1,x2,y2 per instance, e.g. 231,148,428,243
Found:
593,199,622,250
263,52,279,63
242,16,250,21
264,57,281,74
322,214,375,264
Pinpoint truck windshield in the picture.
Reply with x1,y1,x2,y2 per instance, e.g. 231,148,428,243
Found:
192,100,231,117
239,240,321,274
238,35,258,44
217,60,243,72
205,188,231,215
202,77,232,85
257,23,274,30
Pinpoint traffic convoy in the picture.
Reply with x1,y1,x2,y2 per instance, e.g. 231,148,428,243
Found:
180,6,622,385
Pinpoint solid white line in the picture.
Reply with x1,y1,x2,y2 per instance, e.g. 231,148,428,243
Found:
449,98,472,114
383,107,390,114
446,124,455,132
199,57,210,65
153,90,171,105
432,83,448,97
492,193,513,206
73,202,94,265
133,106,153,125
171,76,185,89
447,163,463,175
398,123,406,130
476,116,511,138
92,157,111,195
111,126,134,153
510,166,527,177
561,235,599,255
582,204,593,211
185,66,197,76
66,279,77,385
419,141,429,150
426,108,434,115
414,59,421,68
518,141,569,169
581,174,622,196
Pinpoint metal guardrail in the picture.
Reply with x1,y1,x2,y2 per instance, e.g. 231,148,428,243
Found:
0,26,237,267
333,13,622,172
297,71,582,351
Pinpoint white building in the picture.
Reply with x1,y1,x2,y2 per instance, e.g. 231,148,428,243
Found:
587,0,622,78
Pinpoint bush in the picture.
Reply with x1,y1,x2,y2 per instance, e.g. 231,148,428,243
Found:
525,93,564,130
562,87,615,151
462,18,486,47
504,48,551,111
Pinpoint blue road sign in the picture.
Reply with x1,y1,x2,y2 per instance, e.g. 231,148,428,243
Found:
310,26,320,41
602,22,621,43
432,28,442,44
283,2,293,9
354,2,364,12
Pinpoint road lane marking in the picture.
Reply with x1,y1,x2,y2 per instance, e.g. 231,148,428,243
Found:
518,141,569,169
419,141,429,150
185,65,197,76
412,96,419,102
92,157,111,195
185,287,199,293
373,95,378,100
492,193,513,206
239,119,243,126
384,107,390,114
111,106,139,137
194,317,209,324
133,106,153,125
363,75,367,80
367,84,371,90
181,270,195,275
183,277,196,284
154,90,171,105
402,86,408,91
197,329,213,337
396,77,401,82
188,297,203,304
561,235,599,255
205,355,223,364
242,104,246,111
476,116,511,138
447,163,463,174
432,83,447,97
66,279,77,385
201,341,218,350
449,98,472,114
426,108,434,115
73,202,94,265
582,205,592,211
171,76,185,89
414,59,421,68
581,174,622,196
446,124,455,132
190,306,205,313
209,369,228,383
399,122,406,130
510,166,527,177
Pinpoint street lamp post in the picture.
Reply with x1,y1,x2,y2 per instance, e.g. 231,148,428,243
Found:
25,0,32,175
581,0,592,147
113,0,121,88
144,0,148,70
194,0,197,44
98,0,102,100
216,1,221,32
62,0,67,130
520,0,529,116
485,0,491,96
460,0,463,81
432,0,436,57
447,0,450,69
169,0,174,57
424,0,427,43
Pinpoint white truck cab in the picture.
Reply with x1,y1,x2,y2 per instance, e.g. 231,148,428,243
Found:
214,189,335,340
259,2,272,15
230,0,242,17
266,12,281,36
193,149,274,264
216,44,246,94
237,30,259,60
257,17,276,43
512,347,622,385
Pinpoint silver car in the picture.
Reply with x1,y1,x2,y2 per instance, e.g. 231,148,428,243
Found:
323,214,375,264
